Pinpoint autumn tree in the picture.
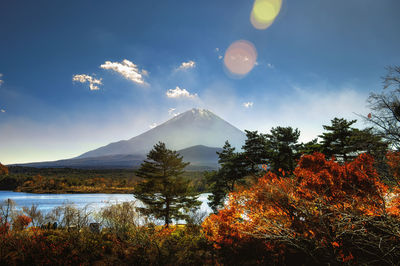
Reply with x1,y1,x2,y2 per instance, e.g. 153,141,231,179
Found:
352,127,389,177
386,151,400,185
133,142,201,227
202,153,400,265
12,215,32,231
0,163,8,176
0,164,14,190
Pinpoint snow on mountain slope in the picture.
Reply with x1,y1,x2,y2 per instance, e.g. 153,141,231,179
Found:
77,108,245,158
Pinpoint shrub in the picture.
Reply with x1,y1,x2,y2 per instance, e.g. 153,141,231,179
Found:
202,153,400,265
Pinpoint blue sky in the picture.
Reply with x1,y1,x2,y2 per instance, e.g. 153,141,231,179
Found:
1,0,399,164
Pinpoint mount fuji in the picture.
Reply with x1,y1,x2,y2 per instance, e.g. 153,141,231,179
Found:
17,109,246,169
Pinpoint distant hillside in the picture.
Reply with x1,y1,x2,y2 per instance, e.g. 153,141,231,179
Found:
14,154,146,169
15,145,222,170
179,145,222,169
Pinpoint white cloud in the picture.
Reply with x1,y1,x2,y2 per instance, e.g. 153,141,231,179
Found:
168,108,176,115
243,102,254,108
267,63,274,69
72,74,102,91
177,60,196,71
141,69,149,76
1,109,5,113
214,48,224,60
166,86,198,99
168,108,180,116
149,123,157,129
0,73,4,86
100,59,148,85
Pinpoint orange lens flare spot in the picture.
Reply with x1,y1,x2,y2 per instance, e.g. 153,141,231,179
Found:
224,40,258,78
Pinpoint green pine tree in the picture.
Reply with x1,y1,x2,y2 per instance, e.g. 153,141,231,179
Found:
320,118,358,162
265,126,301,174
299,138,322,155
320,118,388,163
206,141,247,212
133,142,201,227
242,130,268,175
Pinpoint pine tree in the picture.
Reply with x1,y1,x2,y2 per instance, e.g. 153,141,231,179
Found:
299,138,322,155
320,118,388,163
320,118,358,162
133,142,201,227
265,126,301,174
242,130,268,175
207,141,247,212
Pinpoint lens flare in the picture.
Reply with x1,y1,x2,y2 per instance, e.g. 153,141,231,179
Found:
250,0,282,30
224,40,257,78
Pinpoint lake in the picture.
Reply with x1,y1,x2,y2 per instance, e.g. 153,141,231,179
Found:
0,191,212,217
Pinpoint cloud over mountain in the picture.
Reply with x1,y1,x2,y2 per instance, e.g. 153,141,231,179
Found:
177,60,196,71
243,102,253,108
100,59,148,85
166,86,198,99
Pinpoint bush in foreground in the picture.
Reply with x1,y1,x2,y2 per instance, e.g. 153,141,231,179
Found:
202,153,400,265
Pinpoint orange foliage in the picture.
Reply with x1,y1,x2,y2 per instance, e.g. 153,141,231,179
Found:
385,151,400,216
12,215,32,231
0,163,8,175
387,151,400,184
202,152,399,263
294,153,387,215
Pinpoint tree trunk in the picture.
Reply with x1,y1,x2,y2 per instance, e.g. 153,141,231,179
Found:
165,198,170,227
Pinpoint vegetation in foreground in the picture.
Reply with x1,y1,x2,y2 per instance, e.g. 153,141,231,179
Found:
0,199,212,265
1,151,400,265
203,152,400,265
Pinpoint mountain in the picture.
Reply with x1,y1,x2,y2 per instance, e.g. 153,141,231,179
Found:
77,108,245,158
17,145,222,170
15,109,245,169
15,154,146,169
179,145,222,169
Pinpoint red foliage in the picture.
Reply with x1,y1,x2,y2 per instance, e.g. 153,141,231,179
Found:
0,163,8,175
0,218,10,235
202,153,399,263
12,215,32,231
387,151,400,184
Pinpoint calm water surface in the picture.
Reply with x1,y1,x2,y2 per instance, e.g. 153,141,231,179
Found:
0,191,212,215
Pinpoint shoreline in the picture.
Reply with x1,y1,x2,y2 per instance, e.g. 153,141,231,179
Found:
12,187,135,194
